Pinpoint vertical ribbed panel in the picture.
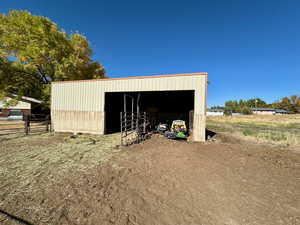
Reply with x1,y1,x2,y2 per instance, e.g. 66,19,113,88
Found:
51,75,207,113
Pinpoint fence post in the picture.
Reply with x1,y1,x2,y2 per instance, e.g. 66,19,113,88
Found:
136,112,139,133
143,112,146,134
124,111,127,136
120,112,123,146
131,98,134,131
49,117,53,132
45,115,50,132
189,110,194,137
24,115,30,135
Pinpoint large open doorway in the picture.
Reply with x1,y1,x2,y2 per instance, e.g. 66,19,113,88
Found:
104,90,195,134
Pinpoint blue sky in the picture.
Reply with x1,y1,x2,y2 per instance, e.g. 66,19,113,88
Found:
1,0,300,106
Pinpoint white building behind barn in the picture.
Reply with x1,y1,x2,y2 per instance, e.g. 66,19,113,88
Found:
252,108,275,115
252,108,288,115
51,73,208,142
207,109,224,116
0,96,41,119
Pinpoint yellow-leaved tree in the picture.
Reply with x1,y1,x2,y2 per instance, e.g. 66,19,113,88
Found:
0,10,105,109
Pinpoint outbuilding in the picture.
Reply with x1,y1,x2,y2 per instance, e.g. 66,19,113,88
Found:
252,108,275,115
275,109,288,114
251,108,288,115
0,96,42,120
51,72,208,142
207,109,224,116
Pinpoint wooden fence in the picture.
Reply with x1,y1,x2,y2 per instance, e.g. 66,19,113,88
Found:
0,114,51,136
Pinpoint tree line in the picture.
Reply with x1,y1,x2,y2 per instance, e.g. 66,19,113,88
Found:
211,95,300,114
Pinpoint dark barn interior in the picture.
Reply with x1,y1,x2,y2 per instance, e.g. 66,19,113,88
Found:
104,90,194,134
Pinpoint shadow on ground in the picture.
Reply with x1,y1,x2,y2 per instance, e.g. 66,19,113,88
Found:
206,129,216,140
0,209,34,225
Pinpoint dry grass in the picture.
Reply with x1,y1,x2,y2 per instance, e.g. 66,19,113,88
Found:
0,133,121,191
0,132,123,224
207,115,300,148
208,114,300,125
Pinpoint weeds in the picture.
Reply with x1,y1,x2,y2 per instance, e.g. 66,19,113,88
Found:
207,115,300,147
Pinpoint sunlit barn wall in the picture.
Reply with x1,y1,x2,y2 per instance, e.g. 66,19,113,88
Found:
51,73,208,141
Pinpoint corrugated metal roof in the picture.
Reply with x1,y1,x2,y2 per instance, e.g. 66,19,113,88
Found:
9,95,42,104
275,109,288,113
251,108,275,111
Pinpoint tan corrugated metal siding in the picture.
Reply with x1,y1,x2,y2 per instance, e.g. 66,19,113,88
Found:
51,73,207,141
52,75,205,112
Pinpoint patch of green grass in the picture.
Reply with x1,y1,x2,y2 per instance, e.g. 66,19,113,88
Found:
257,132,288,142
206,123,230,133
242,129,256,136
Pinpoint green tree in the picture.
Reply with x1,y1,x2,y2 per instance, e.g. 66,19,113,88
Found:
224,98,265,115
224,100,238,115
274,95,300,113
0,10,105,109
246,98,267,108
240,106,252,115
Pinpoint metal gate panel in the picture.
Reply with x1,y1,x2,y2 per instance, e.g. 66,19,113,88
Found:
120,112,147,146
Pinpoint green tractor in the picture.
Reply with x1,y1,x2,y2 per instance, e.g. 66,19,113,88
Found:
164,120,187,140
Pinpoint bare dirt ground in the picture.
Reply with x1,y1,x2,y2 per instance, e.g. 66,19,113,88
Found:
0,133,300,225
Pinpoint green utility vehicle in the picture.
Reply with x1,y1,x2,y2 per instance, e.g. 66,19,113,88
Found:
165,120,187,140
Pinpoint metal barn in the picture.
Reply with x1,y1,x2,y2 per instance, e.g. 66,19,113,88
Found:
51,72,208,142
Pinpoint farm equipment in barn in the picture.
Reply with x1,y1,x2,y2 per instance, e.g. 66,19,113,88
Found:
164,120,188,140
156,123,168,134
